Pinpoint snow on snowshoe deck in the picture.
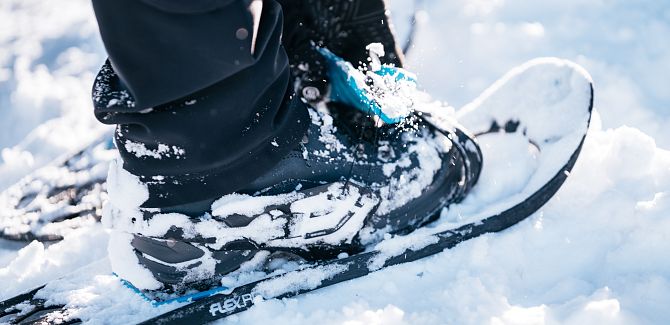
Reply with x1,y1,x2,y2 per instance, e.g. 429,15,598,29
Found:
451,57,592,225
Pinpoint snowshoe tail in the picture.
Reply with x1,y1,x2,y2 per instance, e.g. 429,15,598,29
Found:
0,132,115,242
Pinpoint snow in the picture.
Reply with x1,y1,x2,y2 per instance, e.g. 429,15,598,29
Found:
0,227,109,300
284,184,373,245
253,263,348,298
108,231,162,291
0,0,108,191
373,128,446,216
123,141,185,160
447,58,592,223
0,135,114,239
107,180,379,290
1,0,670,324
365,43,386,72
103,159,148,224
395,0,670,148
211,193,301,218
319,46,420,123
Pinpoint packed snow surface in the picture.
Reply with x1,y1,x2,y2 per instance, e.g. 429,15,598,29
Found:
1,0,669,324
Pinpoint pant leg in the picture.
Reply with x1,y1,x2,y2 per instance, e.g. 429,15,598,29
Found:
91,0,309,208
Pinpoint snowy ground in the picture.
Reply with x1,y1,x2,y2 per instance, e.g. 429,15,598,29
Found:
1,0,669,324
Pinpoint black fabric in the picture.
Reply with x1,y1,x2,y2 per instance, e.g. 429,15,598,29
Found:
279,0,329,102
92,0,309,207
93,0,267,109
303,0,404,68
139,0,236,14
277,0,404,102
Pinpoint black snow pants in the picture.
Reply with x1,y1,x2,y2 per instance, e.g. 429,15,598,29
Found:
91,0,309,208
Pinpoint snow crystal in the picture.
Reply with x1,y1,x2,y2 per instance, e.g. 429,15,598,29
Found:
106,98,118,107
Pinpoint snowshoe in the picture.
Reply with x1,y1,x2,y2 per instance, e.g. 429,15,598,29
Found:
0,57,592,325
141,57,594,324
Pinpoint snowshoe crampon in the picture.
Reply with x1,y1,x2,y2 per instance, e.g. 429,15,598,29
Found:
0,58,593,324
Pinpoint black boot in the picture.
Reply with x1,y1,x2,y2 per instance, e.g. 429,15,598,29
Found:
120,103,481,290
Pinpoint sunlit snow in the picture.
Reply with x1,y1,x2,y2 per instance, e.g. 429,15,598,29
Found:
0,0,669,324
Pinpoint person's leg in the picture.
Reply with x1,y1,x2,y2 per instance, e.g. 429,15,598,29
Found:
91,0,309,208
